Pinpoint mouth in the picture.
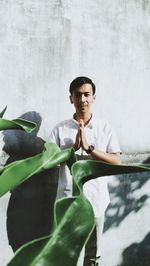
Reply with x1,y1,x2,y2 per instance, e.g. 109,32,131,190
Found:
78,105,88,112
80,105,88,108
76,104,88,111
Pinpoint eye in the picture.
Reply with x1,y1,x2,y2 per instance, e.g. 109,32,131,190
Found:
84,93,90,97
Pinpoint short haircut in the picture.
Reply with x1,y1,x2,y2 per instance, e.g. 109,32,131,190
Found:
69,76,96,95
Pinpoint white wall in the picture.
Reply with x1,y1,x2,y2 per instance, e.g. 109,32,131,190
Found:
0,0,150,152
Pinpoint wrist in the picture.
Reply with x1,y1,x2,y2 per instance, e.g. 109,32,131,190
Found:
86,145,95,154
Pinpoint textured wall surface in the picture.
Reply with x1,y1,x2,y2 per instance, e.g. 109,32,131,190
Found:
0,0,150,151
0,1,150,266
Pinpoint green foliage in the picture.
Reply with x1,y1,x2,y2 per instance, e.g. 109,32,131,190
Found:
0,118,36,132
0,143,75,197
0,108,36,132
0,109,149,266
0,106,7,117
0,142,149,266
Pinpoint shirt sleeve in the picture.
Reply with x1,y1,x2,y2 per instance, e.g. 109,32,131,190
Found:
104,123,121,153
48,126,60,147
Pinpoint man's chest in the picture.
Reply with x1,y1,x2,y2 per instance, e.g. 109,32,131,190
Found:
58,126,107,152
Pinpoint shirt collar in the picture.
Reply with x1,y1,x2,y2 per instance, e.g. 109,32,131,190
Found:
71,114,94,129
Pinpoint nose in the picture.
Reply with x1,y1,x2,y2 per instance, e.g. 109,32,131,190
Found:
80,94,86,103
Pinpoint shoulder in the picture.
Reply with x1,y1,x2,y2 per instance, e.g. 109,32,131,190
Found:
92,117,112,131
91,117,116,140
48,118,73,143
52,118,73,129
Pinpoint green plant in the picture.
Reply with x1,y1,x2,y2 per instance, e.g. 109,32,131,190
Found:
0,143,149,266
0,108,150,266
0,106,36,133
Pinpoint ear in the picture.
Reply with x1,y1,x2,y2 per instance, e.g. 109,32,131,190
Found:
92,94,96,102
69,95,73,104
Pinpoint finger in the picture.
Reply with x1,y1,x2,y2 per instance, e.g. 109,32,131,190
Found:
78,121,81,130
80,119,84,128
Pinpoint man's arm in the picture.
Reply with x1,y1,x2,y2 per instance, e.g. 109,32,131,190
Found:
89,149,121,165
75,119,121,165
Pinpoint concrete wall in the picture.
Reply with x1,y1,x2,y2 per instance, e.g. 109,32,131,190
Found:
0,1,150,265
0,0,150,152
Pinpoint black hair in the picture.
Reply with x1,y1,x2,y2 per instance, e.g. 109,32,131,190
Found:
69,76,96,95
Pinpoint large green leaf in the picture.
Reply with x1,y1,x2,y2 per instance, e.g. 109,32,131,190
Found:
3,144,150,266
0,107,36,132
0,117,36,132
0,106,7,118
0,143,75,197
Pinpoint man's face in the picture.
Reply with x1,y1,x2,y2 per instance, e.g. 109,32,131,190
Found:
70,83,96,114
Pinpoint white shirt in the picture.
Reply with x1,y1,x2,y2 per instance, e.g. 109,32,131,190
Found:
48,116,121,217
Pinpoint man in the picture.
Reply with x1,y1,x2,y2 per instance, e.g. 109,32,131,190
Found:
49,76,121,266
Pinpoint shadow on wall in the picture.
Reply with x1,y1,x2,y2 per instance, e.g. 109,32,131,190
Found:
121,233,150,266
104,168,150,266
104,171,149,232
3,111,58,252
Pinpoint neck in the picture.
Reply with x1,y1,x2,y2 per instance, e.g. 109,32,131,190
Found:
74,112,92,124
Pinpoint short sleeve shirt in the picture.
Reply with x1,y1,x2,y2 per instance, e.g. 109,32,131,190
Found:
48,116,121,217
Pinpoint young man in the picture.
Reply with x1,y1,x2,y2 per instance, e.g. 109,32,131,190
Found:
49,76,121,266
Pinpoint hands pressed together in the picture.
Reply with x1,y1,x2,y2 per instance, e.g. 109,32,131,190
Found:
73,120,89,152
73,119,121,164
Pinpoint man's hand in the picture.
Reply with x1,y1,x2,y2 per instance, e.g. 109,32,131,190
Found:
73,120,89,152
73,121,82,151
80,120,89,151
73,120,121,164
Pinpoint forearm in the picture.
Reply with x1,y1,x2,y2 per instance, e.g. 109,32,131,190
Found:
91,149,121,165
73,121,121,164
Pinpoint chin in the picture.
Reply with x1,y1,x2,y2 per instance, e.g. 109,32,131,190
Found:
80,109,87,113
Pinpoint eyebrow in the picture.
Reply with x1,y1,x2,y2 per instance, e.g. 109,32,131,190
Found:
74,91,91,96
